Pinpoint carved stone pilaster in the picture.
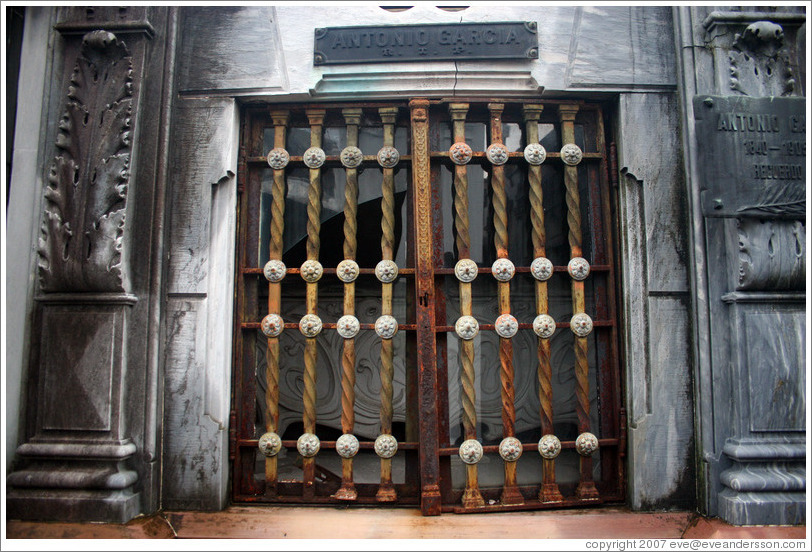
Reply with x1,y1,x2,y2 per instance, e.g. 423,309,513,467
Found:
679,6,806,525
8,6,167,523
38,30,134,292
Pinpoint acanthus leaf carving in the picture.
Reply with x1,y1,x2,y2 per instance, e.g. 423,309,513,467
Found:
729,21,795,97
38,30,133,292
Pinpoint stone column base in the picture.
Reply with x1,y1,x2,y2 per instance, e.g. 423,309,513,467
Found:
6,441,141,523
718,441,806,525
718,489,805,526
6,488,141,524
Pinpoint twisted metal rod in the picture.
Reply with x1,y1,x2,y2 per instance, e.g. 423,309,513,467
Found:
449,102,484,509
340,108,361,435
343,110,360,261
265,110,289,493
488,103,522,506
302,108,326,498
523,105,563,502
559,104,599,501
334,108,362,501
377,107,399,502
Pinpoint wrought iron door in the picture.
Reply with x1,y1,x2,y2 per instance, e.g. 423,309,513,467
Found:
233,99,624,514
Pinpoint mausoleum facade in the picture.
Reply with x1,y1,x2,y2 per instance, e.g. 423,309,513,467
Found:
4,4,806,526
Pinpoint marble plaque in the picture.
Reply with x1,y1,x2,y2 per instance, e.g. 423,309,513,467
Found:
314,22,538,65
693,95,805,219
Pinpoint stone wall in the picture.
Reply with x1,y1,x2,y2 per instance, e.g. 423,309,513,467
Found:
674,6,806,524
6,4,704,521
159,4,694,513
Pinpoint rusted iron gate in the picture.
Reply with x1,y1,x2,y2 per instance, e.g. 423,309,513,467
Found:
232,98,624,514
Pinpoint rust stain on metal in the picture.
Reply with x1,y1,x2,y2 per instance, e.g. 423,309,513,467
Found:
411,99,442,515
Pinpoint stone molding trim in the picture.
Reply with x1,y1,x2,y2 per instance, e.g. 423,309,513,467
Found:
38,30,134,293
718,440,806,525
312,67,542,99
54,6,155,38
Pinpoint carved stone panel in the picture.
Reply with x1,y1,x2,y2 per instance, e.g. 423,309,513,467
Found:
729,21,796,97
745,311,805,432
38,31,134,293
41,308,120,432
736,218,805,291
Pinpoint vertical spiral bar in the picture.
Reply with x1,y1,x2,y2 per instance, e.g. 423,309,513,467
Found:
523,104,564,503
377,107,399,502
334,108,362,501
451,104,481,507
449,103,484,508
302,108,325,498
559,104,600,501
488,103,523,506
264,109,289,495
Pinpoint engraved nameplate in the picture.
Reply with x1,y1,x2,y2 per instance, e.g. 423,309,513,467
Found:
314,22,538,65
693,95,805,218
